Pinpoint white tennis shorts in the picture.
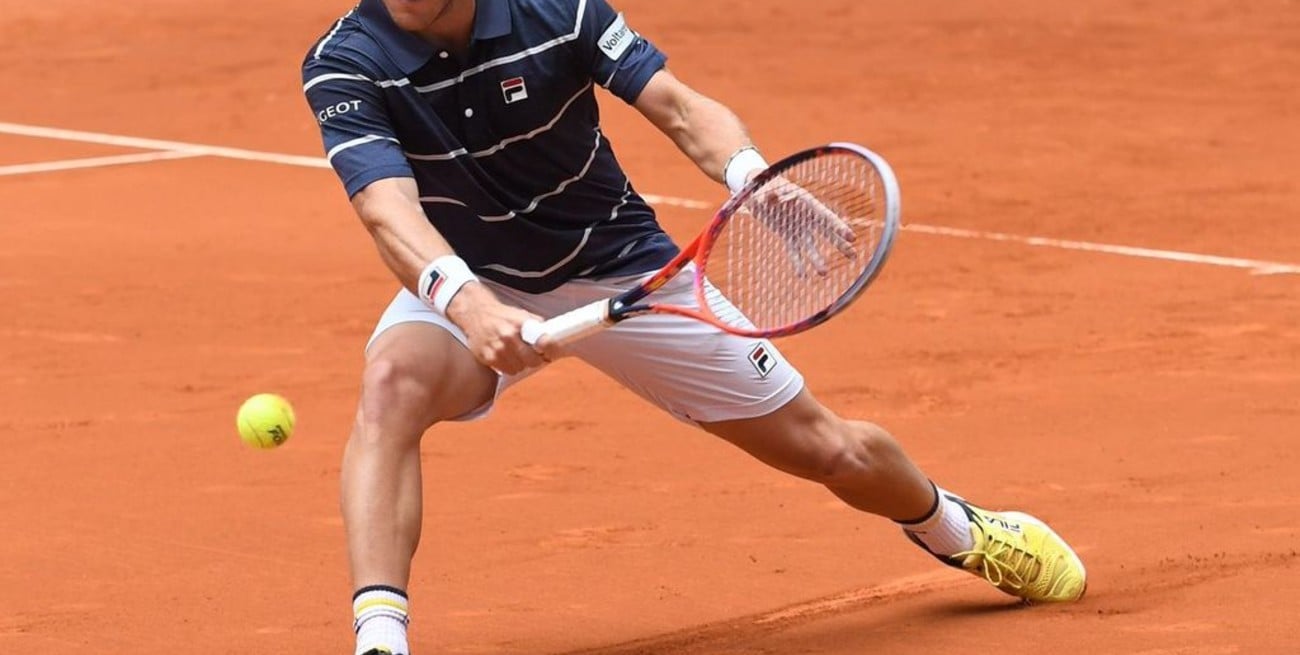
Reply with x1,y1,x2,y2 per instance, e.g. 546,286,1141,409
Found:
366,267,805,424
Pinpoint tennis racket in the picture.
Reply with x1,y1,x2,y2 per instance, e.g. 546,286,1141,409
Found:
520,142,901,348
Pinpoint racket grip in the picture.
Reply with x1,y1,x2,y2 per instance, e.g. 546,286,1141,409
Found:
520,299,613,348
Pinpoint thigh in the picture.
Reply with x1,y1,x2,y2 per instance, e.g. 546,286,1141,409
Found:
366,289,532,422
364,322,497,424
697,387,837,478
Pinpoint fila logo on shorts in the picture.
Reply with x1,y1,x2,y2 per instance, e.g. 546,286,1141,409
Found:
748,343,777,378
500,77,529,104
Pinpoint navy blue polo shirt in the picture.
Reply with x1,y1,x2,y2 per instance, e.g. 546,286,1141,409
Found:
302,0,678,293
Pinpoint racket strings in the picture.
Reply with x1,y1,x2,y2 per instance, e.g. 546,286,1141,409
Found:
705,151,886,332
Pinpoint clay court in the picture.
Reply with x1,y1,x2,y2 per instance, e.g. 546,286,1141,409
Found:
2,0,1297,652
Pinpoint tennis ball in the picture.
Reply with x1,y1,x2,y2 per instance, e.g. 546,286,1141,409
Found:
236,393,295,449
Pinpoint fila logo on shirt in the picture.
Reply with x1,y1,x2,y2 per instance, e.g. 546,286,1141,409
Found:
747,343,777,378
501,76,529,104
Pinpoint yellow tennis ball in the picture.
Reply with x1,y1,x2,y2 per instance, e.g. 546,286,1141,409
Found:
236,393,295,449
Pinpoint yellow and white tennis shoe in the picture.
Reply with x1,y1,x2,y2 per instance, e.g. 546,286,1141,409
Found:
941,498,1088,603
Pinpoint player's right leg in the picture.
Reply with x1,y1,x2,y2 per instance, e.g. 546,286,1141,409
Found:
343,298,499,655
344,321,495,586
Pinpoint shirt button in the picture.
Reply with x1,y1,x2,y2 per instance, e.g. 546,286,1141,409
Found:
438,51,449,59
464,108,474,118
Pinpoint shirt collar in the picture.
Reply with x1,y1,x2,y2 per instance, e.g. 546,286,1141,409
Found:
471,0,514,42
357,0,437,73
357,0,514,74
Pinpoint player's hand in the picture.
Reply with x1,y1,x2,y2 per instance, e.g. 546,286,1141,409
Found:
744,171,857,276
445,283,547,375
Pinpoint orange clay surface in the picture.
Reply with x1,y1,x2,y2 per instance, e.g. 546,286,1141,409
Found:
1,0,1297,653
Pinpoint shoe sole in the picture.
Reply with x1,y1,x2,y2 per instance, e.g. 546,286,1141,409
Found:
1002,511,1088,601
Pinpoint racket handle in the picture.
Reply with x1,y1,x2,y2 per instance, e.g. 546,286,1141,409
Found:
520,299,614,348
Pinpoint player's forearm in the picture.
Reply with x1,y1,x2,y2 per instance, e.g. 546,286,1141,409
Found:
351,178,457,294
351,178,501,326
637,71,766,192
666,91,754,186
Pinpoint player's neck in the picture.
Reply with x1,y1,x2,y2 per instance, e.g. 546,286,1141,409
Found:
414,0,476,56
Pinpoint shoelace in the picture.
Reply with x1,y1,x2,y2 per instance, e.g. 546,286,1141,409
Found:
952,525,1041,590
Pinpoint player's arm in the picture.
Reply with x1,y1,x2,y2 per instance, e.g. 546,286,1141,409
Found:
575,0,767,194
634,71,764,194
633,69,769,194
304,55,541,373
348,179,544,373
349,177,453,292
633,69,852,270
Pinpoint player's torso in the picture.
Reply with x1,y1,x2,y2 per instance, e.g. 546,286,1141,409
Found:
389,38,622,225
350,0,673,291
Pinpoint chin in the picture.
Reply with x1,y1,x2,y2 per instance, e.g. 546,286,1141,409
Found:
388,14,424,31
383,0,447,31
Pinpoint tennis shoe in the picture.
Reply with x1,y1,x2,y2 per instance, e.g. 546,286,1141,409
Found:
913,496,1087,603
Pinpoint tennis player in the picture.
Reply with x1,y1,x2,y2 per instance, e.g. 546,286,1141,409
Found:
302,1,1086,653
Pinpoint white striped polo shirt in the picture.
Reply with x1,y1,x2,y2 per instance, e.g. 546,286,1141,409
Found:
302,0,677,293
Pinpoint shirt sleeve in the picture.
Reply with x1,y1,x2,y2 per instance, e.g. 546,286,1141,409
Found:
302,56,413,198
578,0,668,104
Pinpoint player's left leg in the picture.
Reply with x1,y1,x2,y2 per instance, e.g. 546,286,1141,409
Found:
698,388,934,520
509,270,1085,604
700,390,1087,602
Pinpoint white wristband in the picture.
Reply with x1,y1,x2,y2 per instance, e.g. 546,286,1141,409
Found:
417,255,478,315
724,146,769,194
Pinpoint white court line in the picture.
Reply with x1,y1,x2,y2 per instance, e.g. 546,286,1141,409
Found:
0,121,331,169
905,223,1300,276
0,150,203,177
0,121,713,210
1,120,1295,275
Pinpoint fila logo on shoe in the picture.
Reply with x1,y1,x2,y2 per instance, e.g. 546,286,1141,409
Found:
983,514,1022,532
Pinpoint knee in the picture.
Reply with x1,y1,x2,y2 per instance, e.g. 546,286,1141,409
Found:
810,420,897,487
354,357,441,444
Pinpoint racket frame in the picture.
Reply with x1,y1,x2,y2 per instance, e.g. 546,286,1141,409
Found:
520,142,901,347
691,142,901,338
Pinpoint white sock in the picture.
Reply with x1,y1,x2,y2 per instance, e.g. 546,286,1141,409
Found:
899,485,975,556
353,586,410,655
